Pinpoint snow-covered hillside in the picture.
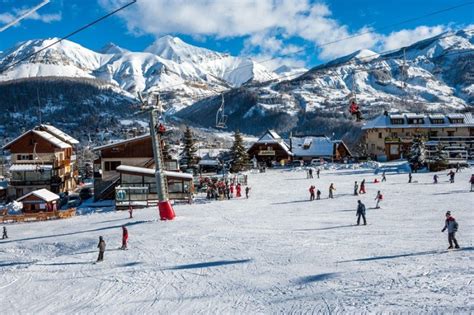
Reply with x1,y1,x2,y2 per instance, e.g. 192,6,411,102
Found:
0,36,276,112
1,166,472,313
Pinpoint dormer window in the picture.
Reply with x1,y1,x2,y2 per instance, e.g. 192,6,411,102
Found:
448,118,464,124
390,118,404,125
430,118,444,124
407,118,424,124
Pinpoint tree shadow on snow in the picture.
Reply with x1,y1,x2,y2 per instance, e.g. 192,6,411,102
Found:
432,190,470,195
296,272,338,285
165,259,252,270
37,261,91,266
0,261,34,267
338,247,474,263
294,225,355,232
271,200,312,205
0,220,150,244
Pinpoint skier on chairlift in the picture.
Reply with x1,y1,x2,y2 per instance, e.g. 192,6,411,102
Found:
349,100,362,122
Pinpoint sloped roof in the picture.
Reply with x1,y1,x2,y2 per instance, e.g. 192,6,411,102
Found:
252,130,292,156
9,164,53,172
116,165,193,180
363,113,474,130
93,134,151,151
38,124,79,145
17,188,60,202
291,136,334,157
2,129,71,150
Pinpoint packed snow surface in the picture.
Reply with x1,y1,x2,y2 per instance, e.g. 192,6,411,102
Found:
1,167,473,313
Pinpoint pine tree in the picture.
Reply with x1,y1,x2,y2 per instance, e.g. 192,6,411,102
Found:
428,143,449,171
230,130,249,173
408,135,426,171
180,126,198,168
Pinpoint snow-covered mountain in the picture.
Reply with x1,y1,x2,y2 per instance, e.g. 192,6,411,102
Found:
0,36,277,112
177,28,474,141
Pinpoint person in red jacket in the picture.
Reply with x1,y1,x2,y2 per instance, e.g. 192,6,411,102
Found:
309,185,315,201
121,226,128,250
236,183,242,197
349,100,362,121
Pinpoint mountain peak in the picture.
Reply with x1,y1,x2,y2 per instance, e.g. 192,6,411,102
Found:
100,42,128,54
146,35,223,64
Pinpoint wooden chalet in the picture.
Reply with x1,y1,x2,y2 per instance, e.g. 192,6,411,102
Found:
290,135,352,162
247,130,293,166
17,188,60,213
2,125,79,199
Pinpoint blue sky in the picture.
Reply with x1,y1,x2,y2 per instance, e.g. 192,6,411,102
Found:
0,0,472,69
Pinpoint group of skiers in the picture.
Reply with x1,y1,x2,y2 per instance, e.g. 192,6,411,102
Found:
306,168,320,179
204,180,251,200
96,225,128,262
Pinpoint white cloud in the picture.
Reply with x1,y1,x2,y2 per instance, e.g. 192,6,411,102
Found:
0,4,61,27
382,25,447,51
99,0,451,66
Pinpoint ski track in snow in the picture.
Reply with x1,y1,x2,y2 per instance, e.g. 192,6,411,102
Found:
0,167,473,313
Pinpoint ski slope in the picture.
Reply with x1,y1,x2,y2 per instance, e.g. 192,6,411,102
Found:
1,167,473,313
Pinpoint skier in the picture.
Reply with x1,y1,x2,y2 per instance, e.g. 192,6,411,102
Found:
309,185,315,201
329,183,336,199
316,189,321,200
353,181,359,196
455,162,461,173
97,236,106,262
359,179,366,194
447,170,455,183
356,200,367,225
470,174,474,192
229,183,235,198
225,185,231,200
349,100,362,121
2,226,7,239
441,211,459,249
381,171,386,182
245,186,251,199
316,168,320,179
121,226,128,250
408,172,412,183
236,183,242,198
433,174,439,184
308,168,313,179
128,206,133,219
374,190,383,209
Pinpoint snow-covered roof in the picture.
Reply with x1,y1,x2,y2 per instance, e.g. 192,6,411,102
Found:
291,136,334,157
9,164,53,172
253,130,292,156
363,113,474,130
198,160,220,166
17,188,60,202
116,165,193,180
93,134,151,151
33,130,71,149
38,124,79,145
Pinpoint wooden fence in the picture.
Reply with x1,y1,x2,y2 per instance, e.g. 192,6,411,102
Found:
0,208,76,223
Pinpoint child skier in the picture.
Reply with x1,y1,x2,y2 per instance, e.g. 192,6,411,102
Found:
316,189,321,200
447,170,455,183
236,183,242,197
381,171,386,182
359,179,366,194
408,172,412,183
308,168,313,179
128,206,133,219
433,174,439,184
2,226,7,239
441,211,459,249
245,186,251,199
374,190,383,209
356,200,367,225
329,183,336,199
97,236,106,262
316,168,320,179
309,185,315,201
470,174,474,192
121,226,128,250
353,181,359,196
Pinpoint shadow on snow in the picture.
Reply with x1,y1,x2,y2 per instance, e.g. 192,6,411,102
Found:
294,225,355,232
296,272,338,285
165,259,252,270
338,247,474,263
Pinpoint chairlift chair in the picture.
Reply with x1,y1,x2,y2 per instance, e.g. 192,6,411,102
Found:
215,94,228,129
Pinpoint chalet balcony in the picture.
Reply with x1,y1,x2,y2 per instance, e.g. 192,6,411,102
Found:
10,179,52,186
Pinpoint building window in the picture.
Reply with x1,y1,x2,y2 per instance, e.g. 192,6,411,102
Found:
448,118,464,124
430,131,438,137
390,119,404,125
378,132,382,139
406,132,410,136
17,154,33,161
391,132,398,138
407,118,424,124
105,161,121,171
447,131,455,137
430,119,444,124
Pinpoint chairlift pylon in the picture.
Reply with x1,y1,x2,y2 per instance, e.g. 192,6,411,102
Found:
215,94,227,129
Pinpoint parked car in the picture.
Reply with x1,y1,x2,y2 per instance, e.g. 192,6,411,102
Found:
291,160,304,167
66,195,82,208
